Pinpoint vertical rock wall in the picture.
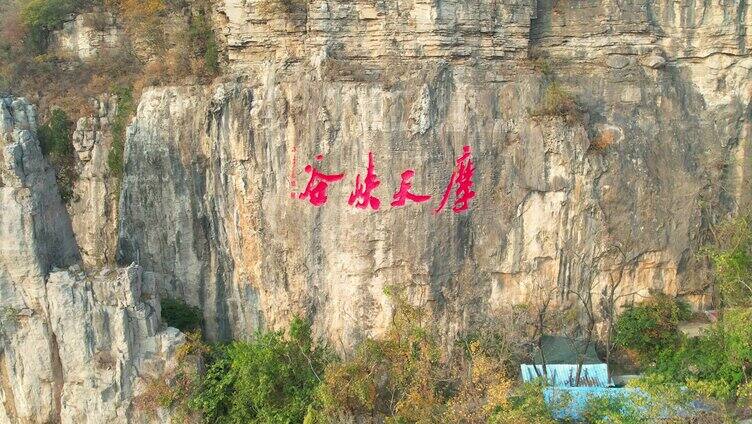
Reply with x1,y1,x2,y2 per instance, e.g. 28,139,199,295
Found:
2,0,752,420
0,97,80,423
69,95,120,268
114,0,752,348
0,98,185,424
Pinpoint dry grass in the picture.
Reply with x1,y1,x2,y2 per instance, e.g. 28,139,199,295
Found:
532,82,583,125
1,0,222,124
590,128,616,150
257,0,307,15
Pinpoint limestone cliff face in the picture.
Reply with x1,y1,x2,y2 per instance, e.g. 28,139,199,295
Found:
113,0,752,347
4,0,752,420
0,98,185,424
0,97,79,424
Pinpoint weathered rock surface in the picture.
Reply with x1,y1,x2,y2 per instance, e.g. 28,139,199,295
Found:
113,0,752,349
5,0,752,419
2,264,185,424
45,266,185,423
0,98,80,274
218,0,534,65
0,98,184,423
0,96,79,424
51,12,123,60
69,95,120,268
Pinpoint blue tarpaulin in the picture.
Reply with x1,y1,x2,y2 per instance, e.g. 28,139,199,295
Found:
544,386,643,420
519,336,710,420
543,386,712,421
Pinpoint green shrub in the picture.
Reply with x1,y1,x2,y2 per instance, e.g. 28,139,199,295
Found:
204,36,219,75
579,377,706,423
581,393,645,424
706,214,752,306
488,380,557,424
160,297,202,332
188,8,220,76
21,0,91,53
626,374,698,421
642,212,752,411
39,108,73,157
313,289,530,423
38,108,76,202
0,306,20,334
532,82,582,125
614,294,691,362
654,308,752,401
257,0,307,15
314,290,453,422
135,331,206,421
190,317,331,423
530,57,552,76
108,84,134,180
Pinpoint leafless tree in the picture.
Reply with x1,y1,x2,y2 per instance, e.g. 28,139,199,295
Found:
559,252,599,387
559,242,638,386
598,245,642,378
526,278,558,379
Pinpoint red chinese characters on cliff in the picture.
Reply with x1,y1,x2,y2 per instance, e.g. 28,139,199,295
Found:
391,170,431,207
348,152,381,210
434,145,476,214
295,146,475,213
298,154,345,206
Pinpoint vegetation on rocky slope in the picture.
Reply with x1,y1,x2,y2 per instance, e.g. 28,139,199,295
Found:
613,293,692,363
705,213,752,307
137,211,752,422
161,297,203,332
142,280,752,423
107,84,133,179
0,0,222,194
37,108,77,201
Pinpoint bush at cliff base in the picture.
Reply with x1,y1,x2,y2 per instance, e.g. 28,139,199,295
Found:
654,308,752,403
189,317,331,423
613,294,692,363
160,297,202,332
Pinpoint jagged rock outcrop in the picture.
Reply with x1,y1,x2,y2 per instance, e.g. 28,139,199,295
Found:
114,0,752,348
69,95,120,268
51,12,123,60
0,96,80,424
45,266,185,423
1,264,186,424
0,98,185,424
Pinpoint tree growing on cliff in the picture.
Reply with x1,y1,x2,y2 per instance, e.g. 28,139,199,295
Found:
38,108,77,202
524,278,559,379
309,288,535,423
552,246,604,387
21,0,89,52
613,294,691,364
706,212,752,307
598,245,643,376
